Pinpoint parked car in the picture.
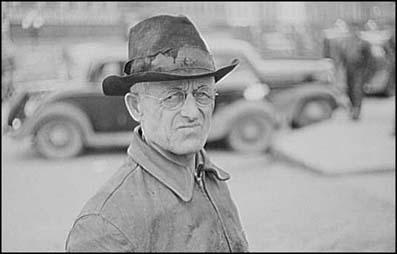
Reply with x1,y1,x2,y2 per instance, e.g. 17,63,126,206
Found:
5,42,278,159
5,37,348,159
208,37,348,128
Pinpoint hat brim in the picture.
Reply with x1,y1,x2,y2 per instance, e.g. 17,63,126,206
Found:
102,59,239,96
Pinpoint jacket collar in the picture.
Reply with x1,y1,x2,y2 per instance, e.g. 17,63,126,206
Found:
127,126,230,202
196,149,230,182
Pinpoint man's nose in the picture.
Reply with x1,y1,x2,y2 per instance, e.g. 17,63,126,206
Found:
180,93,200,120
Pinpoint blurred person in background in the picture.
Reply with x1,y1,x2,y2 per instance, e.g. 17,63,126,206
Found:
381,21,395,135
365,19,395,97
65,14,248,252
384,23,395,98
323,19,376,120
358,19,395,135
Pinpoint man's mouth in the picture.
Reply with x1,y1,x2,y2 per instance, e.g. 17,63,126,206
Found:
177,123,201,129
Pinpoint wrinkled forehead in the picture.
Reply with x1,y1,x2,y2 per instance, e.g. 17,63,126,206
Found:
147,76,215,93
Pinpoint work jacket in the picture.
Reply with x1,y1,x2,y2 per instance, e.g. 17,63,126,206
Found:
65,127,249,252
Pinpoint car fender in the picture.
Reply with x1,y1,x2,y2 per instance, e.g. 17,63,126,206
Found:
22,101,94,144
270,83,346,123
208,99,277,141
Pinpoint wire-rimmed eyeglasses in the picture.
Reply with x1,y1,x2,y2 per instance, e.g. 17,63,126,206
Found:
142,89,218,110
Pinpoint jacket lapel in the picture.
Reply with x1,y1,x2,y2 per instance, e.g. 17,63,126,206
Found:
127,127,195,202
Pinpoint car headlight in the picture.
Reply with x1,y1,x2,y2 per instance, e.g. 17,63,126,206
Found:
244,83,269,101
12,118,22,130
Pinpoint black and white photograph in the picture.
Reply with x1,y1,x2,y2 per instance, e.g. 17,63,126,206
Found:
1,1,395,252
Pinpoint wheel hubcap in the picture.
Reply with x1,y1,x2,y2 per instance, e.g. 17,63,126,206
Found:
48,125,70,146
240,121,262,142
303,102,328,120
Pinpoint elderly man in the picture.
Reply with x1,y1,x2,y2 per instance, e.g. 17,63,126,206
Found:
65,15,248,252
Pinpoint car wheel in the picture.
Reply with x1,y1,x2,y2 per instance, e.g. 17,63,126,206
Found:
227,114,274,153
33,117,84,159
294,98,334,128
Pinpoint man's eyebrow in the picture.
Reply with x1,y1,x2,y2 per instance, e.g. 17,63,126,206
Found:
196,84,205,88
195,84,213,90
160,87,183,96
167,87,184,91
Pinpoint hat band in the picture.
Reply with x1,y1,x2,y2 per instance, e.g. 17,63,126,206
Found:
124,46,215,75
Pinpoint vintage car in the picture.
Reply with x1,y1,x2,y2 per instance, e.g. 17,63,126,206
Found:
5,38,348,159
208,37,348,127
5,42,278,159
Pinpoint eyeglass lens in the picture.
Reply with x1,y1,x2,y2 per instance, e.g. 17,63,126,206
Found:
161,90,216,109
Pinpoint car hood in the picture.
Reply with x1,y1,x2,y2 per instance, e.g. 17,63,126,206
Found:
254,58,334,86
257,58,333,74
14,79,97,94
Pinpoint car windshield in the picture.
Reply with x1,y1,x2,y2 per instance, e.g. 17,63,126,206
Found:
62,43,126,81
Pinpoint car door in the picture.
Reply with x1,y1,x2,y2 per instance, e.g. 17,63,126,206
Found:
84,60,138,133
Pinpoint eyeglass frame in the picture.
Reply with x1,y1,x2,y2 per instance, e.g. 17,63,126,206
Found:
139,87,218,110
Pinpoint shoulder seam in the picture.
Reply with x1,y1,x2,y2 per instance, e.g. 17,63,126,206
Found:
65,213,135,251
99,160,139,212
99,213,136,250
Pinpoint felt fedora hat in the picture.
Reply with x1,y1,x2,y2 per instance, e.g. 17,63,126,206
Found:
102,14,239,96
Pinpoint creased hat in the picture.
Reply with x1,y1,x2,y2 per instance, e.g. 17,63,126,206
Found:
102,14,239,96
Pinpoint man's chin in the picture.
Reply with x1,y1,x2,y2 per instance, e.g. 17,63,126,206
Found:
170,138,205,155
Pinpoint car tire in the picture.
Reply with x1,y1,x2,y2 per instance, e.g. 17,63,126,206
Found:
293,98,334,128
33,117,84,159
227,114,274,153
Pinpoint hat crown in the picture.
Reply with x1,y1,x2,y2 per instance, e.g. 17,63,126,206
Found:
128,15,209,59
124,15,215,75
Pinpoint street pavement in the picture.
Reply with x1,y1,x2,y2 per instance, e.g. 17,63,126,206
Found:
1,98,395,252
273,97,395,174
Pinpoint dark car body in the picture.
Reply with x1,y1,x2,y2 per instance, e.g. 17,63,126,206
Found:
5,42,278,158
209,37,348,127
5,38,348,158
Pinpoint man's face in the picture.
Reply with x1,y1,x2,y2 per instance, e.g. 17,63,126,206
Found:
137,77,216,155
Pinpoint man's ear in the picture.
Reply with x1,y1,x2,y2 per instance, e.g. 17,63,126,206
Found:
124,92,142,122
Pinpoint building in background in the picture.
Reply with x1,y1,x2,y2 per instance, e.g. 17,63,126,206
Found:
2,1,395,57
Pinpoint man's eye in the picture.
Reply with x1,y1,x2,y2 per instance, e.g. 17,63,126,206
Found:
163,93,183,102
195,92,211,98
